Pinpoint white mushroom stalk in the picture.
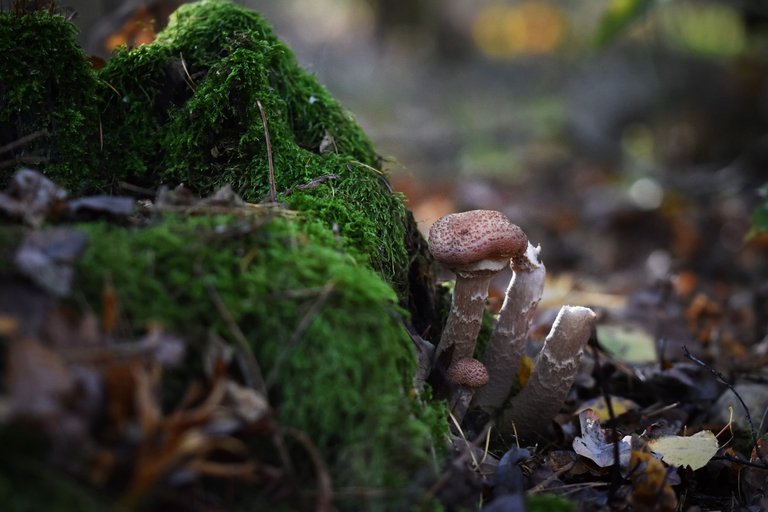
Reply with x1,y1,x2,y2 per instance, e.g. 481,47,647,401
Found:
500,305,597,438
428,210,528,370
437,264,504,363
473,242,545,411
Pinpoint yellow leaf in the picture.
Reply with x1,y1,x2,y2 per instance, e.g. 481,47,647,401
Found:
517,354,534,388
574,395,640,421
648,430,719,470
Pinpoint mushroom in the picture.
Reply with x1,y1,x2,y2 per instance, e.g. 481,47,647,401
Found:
428,210,528,369
447,357,489,422
500,305,597,438
472,242,546,411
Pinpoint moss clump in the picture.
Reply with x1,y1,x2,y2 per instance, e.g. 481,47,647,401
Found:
96,0,411,295
75,212,445,510
0,11,100,190
1,0,414,298
1,4,446,507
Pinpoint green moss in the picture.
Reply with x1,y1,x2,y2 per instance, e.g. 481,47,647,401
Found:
0,11,100,191
528,493,577,512
75,212,444,510
2,1,414,297
96,0,410,295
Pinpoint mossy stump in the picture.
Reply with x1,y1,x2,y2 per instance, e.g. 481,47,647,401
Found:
0,1,445,510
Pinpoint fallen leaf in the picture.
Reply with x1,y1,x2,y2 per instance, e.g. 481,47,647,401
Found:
597,324,657,363
572,409,631,468
14,227,88,297
517,354,534,388
648,430,719,470
628,449,678,512
575,395,640,421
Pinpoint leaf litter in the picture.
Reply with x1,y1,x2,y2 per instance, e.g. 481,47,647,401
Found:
0,171,334,511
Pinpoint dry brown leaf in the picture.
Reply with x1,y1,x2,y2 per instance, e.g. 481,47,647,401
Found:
628,450,678,512
6,338,73,419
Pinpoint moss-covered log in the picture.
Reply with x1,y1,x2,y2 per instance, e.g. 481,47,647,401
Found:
0,1,446,510
75,213,446,510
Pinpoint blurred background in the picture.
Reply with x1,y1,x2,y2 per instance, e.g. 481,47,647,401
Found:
64,0,768,346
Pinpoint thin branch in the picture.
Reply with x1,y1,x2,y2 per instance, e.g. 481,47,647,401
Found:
590,341,622,498
710,455,768,470
265,281,335,389
283,174,339,196
0,154,48,169
179,52,197,90
205,282,267,395
0,130,48,155
256,99,277,203
282,427,333,512
682,346,758,448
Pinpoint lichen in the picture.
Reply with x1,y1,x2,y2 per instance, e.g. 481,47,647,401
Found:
75,212,446,510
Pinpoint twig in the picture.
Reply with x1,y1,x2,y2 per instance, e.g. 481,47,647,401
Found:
711,455,768,469
0,155,48,169
590,340,622,499
256,99,277,203
205,282,267,395
0,129,47,155
100,78,121,98
283,174,339,196
682,346,758,448
179,52,196,90
528,461,575,494
265,281,336,389
282,427,333,512
118,181,156,196
421,423,492,503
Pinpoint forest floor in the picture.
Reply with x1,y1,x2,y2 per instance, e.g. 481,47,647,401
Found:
4,1,768,510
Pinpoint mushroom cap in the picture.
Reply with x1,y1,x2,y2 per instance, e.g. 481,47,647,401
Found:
428,210,527,272
447,357,489,389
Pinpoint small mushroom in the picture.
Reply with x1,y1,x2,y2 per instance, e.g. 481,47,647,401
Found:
447,357,489,422
429,210,528,369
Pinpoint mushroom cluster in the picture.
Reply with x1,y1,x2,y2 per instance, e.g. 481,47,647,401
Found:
428,209,596,437
428,210,528,370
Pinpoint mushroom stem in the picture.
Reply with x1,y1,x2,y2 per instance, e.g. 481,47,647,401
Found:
434,272,493,365
473,243,545,411
449,387,476,423
500,305,596,438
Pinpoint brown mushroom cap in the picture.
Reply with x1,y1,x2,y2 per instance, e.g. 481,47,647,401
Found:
428,210,527,271
447,357,489,389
